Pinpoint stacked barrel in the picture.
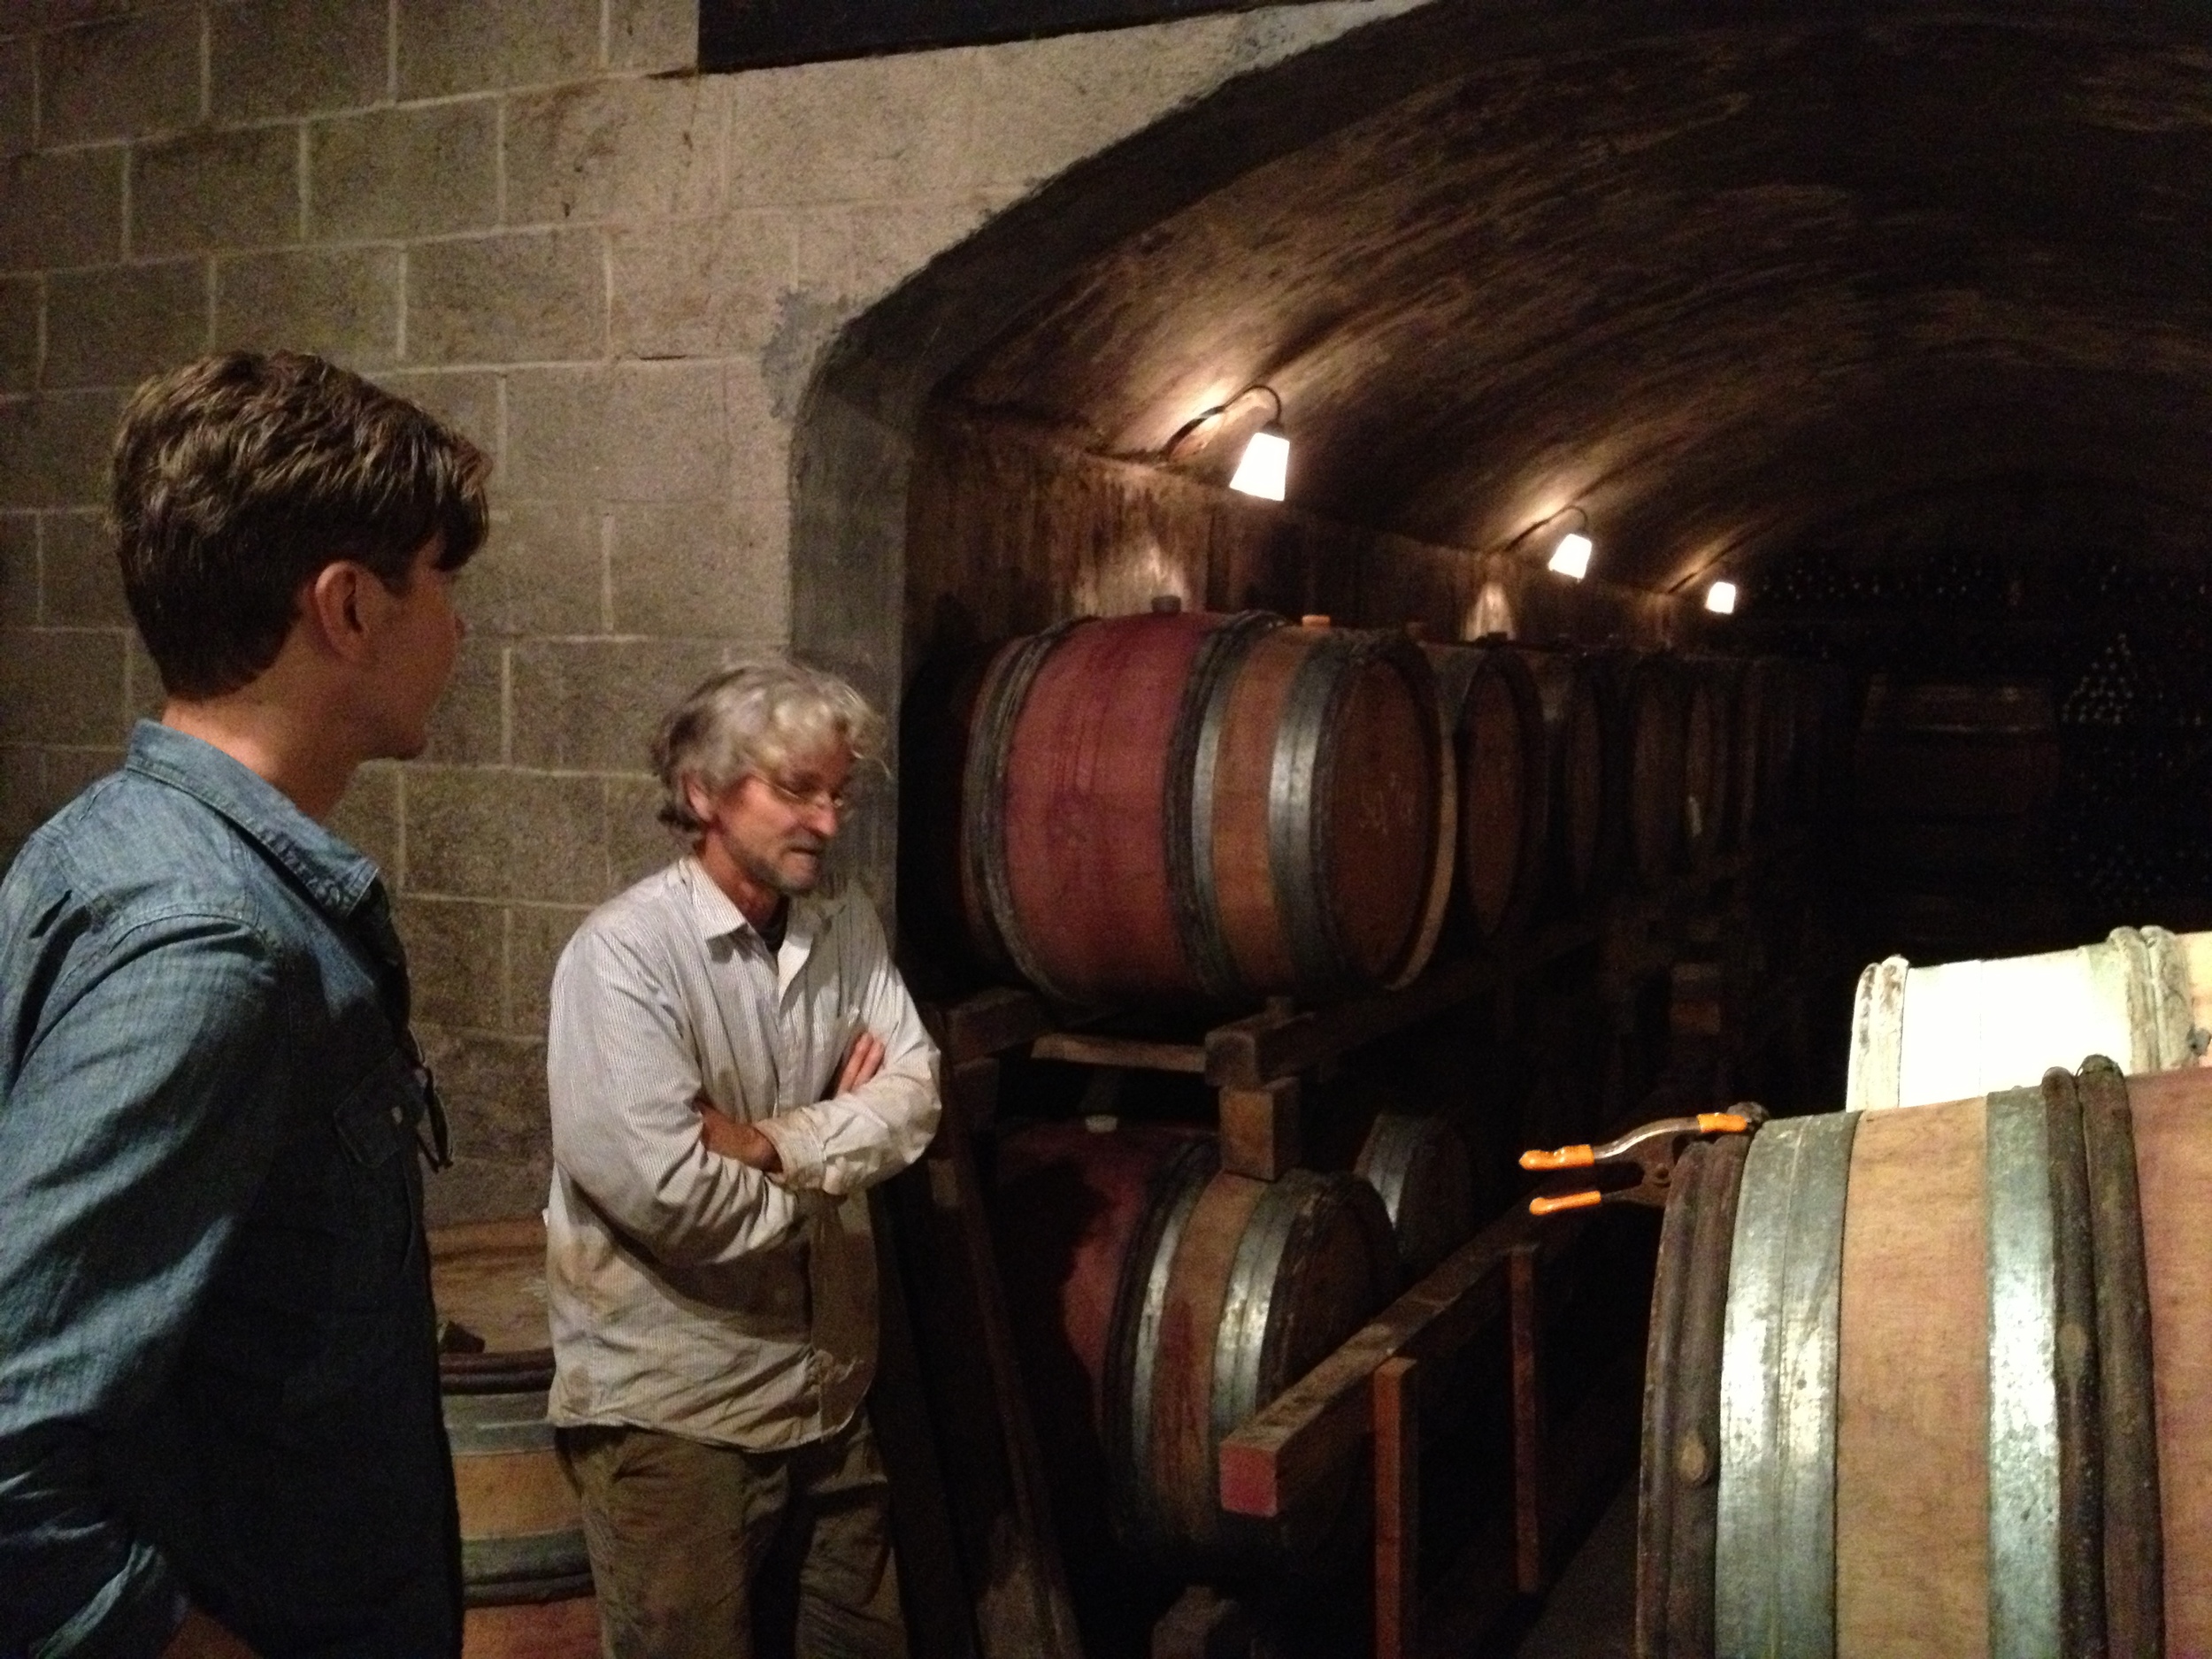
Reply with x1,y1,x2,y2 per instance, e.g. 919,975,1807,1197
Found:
993,1118,1401,1578
935,609,1842,1003
1853,675,2066,956
955,611,1455,1008
920,608,1843,1625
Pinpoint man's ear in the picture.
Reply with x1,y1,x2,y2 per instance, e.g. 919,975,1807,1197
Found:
681,774,717,826
299,562,379,664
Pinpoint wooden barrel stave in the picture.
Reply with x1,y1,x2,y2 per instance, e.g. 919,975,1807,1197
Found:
1678,654,1742,865
1523,647,1624,914
1426,641,1549,941
988,611,1229,1005
2126,1066,2212,1650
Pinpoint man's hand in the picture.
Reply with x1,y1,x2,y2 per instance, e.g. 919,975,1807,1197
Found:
164,1608,258,1659
835,1028,885,1095
695,1098,781,1171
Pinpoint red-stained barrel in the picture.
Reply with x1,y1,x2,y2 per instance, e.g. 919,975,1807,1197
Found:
993,1118,1400,1574
962,611,1453,1007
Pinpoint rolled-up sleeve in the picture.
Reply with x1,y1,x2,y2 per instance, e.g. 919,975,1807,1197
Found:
548,927,814,1267
753,897,940,1199
0,915,289,1659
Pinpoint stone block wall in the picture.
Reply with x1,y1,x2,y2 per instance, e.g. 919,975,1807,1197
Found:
0,0,1410,1220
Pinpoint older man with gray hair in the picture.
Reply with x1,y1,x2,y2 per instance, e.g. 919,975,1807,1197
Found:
545,661,939,1659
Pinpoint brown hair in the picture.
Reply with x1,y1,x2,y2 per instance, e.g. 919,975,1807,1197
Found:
111,351,491,698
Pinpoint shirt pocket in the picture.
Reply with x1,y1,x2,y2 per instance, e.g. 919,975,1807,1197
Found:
199,1048,430,1417
322,1048,426,1302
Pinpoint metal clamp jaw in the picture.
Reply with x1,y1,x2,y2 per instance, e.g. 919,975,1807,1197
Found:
1520,1107,1765,1216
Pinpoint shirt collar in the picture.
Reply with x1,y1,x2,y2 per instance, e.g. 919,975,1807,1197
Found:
679,855,845,944
124,720,385,918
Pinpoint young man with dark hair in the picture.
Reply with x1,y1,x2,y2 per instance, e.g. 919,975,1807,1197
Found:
0,351,488,1658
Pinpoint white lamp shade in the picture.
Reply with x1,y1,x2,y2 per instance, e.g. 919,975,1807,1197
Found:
1229,426,1289,500
1548,531,1593,580
1705,580,1739,614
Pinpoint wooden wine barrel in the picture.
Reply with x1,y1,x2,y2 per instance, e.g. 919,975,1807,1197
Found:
1640,1058,2212,1657
964,611,1453,1008
1301,1075,1479,1281
1609,651,1690,891
1678,655,1741,864
1425,641,1549,941
430,1220,599,1659
993,1119,1400,1574
1730,656,1796,847
1854,675,2062,877
1355,1110,1477,1280
1846,927,2212,1111
1793,659,1853,827
1522,647,1624,914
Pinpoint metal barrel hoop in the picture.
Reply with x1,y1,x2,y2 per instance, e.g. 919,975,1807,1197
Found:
1270,629,1357,995
1985,1083,2067,1659
2076,1056,2165,1655
1179,611,1284,1003
1716,1110,1857,1659
963,619,1086,1000
1106,1137,1219,1554
1385,631,1456,991
1661,1129,1752,1657
2039,1067,2108,1656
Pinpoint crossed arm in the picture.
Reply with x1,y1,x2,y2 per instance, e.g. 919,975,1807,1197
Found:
548,910,937,1266
695,1030,886,1169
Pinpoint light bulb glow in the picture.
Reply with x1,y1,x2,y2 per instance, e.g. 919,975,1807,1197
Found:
1547,531,1593,580
1229,426,1289,500
1705,580,1739,615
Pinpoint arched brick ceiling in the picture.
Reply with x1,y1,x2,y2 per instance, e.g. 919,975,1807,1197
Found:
939,7,2212,595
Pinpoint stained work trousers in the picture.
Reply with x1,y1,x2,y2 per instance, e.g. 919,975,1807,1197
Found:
558,1410,908,1659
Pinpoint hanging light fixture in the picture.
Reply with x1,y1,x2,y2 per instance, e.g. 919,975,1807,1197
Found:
1705,580,1739,615
1548,530,1593,581
1501,504,1593,580
1229,422,1290,501
1162,386,1288,501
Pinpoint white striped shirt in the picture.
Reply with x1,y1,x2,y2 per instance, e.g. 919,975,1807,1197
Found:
543,856,939,1449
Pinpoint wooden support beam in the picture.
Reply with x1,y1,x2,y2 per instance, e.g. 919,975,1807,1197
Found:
1509,1240,1546,1594
1202,922,1601,1090
1217,1078,1301,1179
926,986,1052,1065
944,1056,1001,1135
891,1109,1085,1658
1031,1030,1208,1073
1217,1203,1585,1520
1374,1356,1420,1659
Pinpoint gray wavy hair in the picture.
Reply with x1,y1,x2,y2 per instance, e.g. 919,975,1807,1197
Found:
652,660,886,835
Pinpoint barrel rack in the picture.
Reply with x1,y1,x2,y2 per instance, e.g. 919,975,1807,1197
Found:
903,835,1826,1659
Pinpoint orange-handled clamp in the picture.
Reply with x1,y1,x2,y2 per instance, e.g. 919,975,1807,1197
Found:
1520,1110,1760,1217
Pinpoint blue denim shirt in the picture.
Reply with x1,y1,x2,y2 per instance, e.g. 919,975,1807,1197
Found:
0,724,460,1658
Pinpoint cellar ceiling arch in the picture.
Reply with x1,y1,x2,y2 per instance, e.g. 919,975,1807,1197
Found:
793,0,2212,788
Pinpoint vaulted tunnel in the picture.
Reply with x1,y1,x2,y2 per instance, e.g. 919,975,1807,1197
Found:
802,0,2212,963
936,7,2212,592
